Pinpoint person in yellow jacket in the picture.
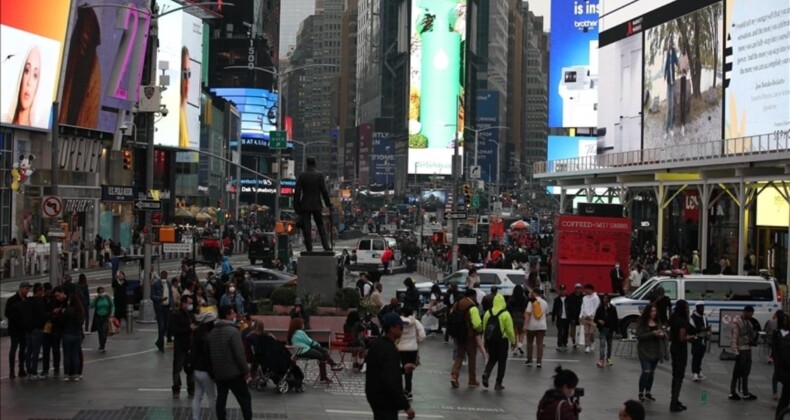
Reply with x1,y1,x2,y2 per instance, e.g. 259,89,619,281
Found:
482,294,516,390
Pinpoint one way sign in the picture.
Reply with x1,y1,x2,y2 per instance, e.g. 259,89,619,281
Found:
134,200,162,211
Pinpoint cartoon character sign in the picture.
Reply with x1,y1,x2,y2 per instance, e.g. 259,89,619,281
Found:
11,154,35,192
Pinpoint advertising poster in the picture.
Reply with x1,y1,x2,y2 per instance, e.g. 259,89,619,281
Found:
211,88,278,142
358,124,371,186
474,90,500,183
724,0,790,149
756,185,789,227
408,0,466,175
642,2,723,151
372,132,394,187
420,189,447,211
546,135,596,193
158,0,203,155
59,0,151,132
0,0,71,130
549,0,599,128
598,33,643,153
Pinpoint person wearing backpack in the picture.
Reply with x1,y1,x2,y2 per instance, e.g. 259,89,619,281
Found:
448,289,482,388
523,288,548,368
482,294,515,390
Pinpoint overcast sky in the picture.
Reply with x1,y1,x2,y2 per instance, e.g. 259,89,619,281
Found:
527,0,551,31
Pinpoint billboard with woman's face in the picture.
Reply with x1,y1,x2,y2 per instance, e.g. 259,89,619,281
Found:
0,0,72,130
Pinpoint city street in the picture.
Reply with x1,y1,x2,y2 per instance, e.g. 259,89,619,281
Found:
0,270,780,420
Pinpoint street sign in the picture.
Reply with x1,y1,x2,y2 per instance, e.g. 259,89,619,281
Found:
458,237,477,245
134,200,162,211
470,165,481,180
42,196,63,218
471,194,480,208
269,130,288,149
48,227,66,238
163,243,192,254
445,212,468,220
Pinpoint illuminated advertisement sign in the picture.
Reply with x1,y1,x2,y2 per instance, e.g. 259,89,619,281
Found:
372,132,394,187
211,87,279,142
724,0,790,146
642,1,723,151
757,186,789,227
549,0,599,128
358,124,371,185
547,135,596,193
59,0,151,132
157,0,203,154
420,189,447,211
0,0,71,130
475,90,500,183
408,0,466,175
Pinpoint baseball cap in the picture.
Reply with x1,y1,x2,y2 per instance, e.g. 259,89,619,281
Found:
694,301,704,307
382,312,404,330
574,283,582,289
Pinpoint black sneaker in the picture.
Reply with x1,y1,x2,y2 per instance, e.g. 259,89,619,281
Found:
728,393,742,401
482,375,489,388
18,370,27,378
742,394,757,401
405,392,413,401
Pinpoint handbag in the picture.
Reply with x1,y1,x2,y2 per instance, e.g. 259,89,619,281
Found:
576,324,586,346
43,322,53,334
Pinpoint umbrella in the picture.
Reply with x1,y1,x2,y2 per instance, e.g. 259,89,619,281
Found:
510,220,530,230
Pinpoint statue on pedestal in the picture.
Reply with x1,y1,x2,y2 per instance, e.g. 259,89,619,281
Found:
294,157,332,252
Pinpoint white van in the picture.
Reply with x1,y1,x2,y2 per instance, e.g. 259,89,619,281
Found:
354,236,401,268
611,273,782,335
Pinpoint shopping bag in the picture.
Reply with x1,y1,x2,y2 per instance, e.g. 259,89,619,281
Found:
421,313,439,332
108,318,121,336
576,323,586,346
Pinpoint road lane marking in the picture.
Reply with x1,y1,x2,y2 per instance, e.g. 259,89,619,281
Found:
325,410,444,418
507,357,580,363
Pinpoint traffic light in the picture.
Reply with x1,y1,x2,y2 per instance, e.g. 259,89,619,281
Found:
463,184,472,205
122,149,132,170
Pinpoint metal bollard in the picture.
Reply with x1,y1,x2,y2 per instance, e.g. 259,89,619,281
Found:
126,304,134,333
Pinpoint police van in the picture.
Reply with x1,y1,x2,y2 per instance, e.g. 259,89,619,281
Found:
611,271,782,335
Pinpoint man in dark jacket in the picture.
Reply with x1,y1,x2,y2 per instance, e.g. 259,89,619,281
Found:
26,283,47,379
294,156,332,251
5,281,31,378
552,285,571,351
610,262,625,295
594,294,619,367
209,305,251,420
42,285,67,377
169,295,196,398
402,277,421,313
565,284,584,349
365,312,416,420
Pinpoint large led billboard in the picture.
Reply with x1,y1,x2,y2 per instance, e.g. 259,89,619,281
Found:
724,0,790,147
642,1,723,152
598,31,643,152
59,0,150,132
547,135,597,176
408,0,466,175
157,0,203,153
0,0,71,130
475,90,500,183
549,0,599,128
210,88,278,142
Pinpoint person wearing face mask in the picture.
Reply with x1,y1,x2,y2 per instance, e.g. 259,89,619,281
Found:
220,282,246,317
90,286,114,353
536,366,581,420
610,262,625,296
169,295,196,399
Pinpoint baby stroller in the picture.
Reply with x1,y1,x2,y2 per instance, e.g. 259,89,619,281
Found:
251,333,304,393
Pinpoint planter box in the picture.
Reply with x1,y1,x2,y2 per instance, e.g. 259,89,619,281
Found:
272,305,291,315
316,307,352,316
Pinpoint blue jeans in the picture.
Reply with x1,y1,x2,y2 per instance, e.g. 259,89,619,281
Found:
62,333,81,376
639,358,659,393
27,329,43,375
665,82,675,133
154,304,171,346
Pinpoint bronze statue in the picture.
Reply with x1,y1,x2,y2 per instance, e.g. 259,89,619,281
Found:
294,157,332,251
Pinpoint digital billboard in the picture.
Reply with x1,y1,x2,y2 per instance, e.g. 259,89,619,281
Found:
474,90,500,183
157,0,203,154
372,131,394,187
59,0,151,132
0,0,71,129
549,0,599,128
547,135,596,193
597,32,643,153
724,0,790,146
358,123,371,186
420,189,447,211
642,1,723,151
408,0,466,175
210,88,279,141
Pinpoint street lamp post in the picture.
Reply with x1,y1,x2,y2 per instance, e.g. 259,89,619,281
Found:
290,140,332,174
223,64,339,222
461,125,508,173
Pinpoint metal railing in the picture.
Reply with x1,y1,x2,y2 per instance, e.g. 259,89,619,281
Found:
534,133,790,175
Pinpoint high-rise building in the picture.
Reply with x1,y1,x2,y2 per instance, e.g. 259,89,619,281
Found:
336,0,358,182
288,0,345,178
522,4,549,191
279,0,316,60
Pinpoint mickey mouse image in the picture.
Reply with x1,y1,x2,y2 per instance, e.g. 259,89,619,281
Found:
11,154,35,192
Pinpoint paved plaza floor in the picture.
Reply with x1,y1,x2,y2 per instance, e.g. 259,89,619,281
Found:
0,271,783,419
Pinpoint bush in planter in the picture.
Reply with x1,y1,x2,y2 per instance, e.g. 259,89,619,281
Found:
256,298,273,315
334,287,361,309
271,285,297,306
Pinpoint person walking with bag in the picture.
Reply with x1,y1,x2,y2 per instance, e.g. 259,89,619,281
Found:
523,289,548,368
482,294,515,390
90,286,114,353
594,294,619,367
209,305,252,420
398,306,426,400
190,311,217,420
448,289,482,388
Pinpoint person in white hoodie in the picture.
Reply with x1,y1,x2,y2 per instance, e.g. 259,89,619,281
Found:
579,283,601,353
398,306,426,400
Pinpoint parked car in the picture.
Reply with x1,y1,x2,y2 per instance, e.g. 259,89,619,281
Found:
612,271,782,336
248,232,277,265
241,266,297,300
396,268,527,303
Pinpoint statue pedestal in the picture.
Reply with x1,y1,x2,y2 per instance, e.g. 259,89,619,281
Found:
297,252,338,305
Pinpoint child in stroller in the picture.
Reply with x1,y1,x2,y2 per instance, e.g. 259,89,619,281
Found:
249,330,304,393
